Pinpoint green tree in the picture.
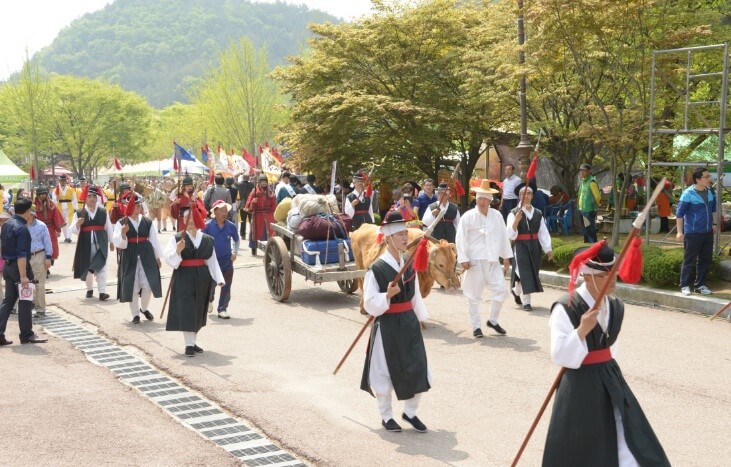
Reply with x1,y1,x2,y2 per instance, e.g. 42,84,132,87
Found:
192,38,284,157
147,103,205,160
46,75,153,177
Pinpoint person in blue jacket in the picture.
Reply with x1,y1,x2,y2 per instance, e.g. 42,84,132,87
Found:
675,167,716,296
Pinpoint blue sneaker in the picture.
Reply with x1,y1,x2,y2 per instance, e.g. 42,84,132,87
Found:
695,286,712,295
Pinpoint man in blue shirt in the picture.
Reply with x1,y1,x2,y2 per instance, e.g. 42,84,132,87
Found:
415,179,438,221
0,198,47,345
676,167,716,296
28,206,53,315
203,200,240,319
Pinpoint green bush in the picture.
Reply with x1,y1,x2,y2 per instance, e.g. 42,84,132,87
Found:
551,241,586,272
642,247,720,287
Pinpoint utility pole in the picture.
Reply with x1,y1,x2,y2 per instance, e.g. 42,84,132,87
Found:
516,0,533,180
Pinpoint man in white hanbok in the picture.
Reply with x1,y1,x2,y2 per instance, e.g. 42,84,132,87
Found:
456,180,513,337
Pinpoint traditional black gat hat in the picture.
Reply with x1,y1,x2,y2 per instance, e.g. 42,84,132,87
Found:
573,244,616,274
182,176,194,186
380,210,407,236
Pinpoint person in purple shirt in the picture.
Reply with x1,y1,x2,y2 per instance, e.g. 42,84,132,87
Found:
202,200,240,319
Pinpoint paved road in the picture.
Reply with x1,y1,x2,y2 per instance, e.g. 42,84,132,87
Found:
3,230,730,465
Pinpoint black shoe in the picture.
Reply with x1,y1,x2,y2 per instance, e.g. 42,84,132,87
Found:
21,334,48,344
511,288,522,305
99,293,110,301
487,321,507,335
381,419,402,432
0,336,13,346
142,310,154,321
473,328,484,338
132,316,141,324
64,238,72,243
251,248,257,256
193,344,204,353
522,304,533,311
85,290,93,298
185,346,195,357
402,413,428,433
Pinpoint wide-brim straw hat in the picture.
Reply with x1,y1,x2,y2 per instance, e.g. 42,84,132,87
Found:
470,179,499,194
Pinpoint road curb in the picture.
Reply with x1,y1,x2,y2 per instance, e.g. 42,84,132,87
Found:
539,271,729,317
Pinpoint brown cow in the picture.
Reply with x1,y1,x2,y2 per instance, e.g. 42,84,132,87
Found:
351,224,460,314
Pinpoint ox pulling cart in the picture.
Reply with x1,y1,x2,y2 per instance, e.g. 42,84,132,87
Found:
259,223,364,302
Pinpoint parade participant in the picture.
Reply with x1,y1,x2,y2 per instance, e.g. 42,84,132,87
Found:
202,200,239,319
170,176,206,232
499,164,521,221
244,175,276,256
543,244,670,466
146,181,167,233
299,174,322,195
110,182,133,224
33,186,66,267
112,194,163,324
163,204,224,357
275,172,296,204
225,176,238,222
421,182,460,243
456,180,513,337
71,186,115,301
104,181,116,213
344,171,374,230
27,206,53,316
506,185,553,311
414,179,437,220
0,198,48,344
76,177,89,203
360,210,430,433
52,174,78,243
236,174,254,239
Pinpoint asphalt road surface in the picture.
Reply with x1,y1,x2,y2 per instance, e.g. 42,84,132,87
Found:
2,231,729,466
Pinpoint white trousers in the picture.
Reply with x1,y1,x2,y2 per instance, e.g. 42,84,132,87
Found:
462,260,508,330
512,281,531,305
183,331,197,346
60,205,72,240
84,240,107,293
376,392,422,422
127,259,152,317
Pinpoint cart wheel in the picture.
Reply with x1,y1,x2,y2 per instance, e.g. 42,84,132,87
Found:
264,236,291,301
337,279,358,294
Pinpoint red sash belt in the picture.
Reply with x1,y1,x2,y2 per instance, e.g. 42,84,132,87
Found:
582,348,612,365
516,233,539,240
354,209,369,215
180,259,205,267
81,225,104,232
385,301,412,314
127,237,148,243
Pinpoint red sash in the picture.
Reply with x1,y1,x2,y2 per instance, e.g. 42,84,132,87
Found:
180,259,205,267
516,233,539,241
81,225,104,232
354,209,369,215
127,237,148,243
582,348,612,365
385,301,412,314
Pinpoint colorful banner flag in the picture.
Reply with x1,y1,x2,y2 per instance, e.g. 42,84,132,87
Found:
113,157,123,171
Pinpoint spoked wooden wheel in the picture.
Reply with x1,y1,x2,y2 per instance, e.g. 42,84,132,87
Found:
337,278,358,294
264,237,291,301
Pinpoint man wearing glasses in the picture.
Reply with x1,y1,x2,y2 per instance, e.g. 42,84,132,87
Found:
676,167,716,296
577,164,602,243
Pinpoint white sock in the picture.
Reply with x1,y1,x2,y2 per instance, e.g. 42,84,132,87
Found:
183,332,196,347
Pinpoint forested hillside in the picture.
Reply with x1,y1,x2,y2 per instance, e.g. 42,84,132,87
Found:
34,0,337,107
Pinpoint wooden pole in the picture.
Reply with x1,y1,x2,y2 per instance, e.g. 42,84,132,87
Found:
333,207,447,375
159,273,174,319
510,178,667,466
709,300,731,321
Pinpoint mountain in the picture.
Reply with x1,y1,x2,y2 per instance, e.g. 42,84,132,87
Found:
34,0,338,108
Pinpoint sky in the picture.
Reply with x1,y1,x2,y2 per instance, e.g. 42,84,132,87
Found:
0,0,375,81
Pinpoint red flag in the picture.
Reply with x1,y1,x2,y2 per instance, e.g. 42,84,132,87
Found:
454,180,466,197
209,170,215,185
618,237,643,284
362,173,373,198
412,237,430,272
191,204,206,230
114,157,123,171
526,155,538,181
258,145,264,155
30,165,36,181
79,184,89,203
243,148,257,169
173,155,179,172
271,146,283,164
124,194,137,217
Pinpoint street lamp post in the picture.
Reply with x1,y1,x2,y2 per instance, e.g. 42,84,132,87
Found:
516,0,532,179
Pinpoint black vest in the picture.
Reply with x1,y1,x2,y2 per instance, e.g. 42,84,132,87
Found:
347,191,373,230
428,201,458,243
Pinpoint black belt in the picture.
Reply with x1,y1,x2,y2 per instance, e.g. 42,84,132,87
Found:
32,249,46,256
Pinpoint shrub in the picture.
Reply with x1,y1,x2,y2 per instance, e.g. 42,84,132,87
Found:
642,247,720,287
551,241,586,272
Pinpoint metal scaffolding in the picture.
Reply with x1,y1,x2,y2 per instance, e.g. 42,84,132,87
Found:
646,43,730,253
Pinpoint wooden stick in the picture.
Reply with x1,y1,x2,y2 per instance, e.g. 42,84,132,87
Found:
159,273,174,319
333,208,447,375
709,300,731,321
510,178,667,466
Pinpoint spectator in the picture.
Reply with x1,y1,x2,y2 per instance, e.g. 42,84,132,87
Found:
652,179,674,233
415,179,437,220
203,200,239,319
548,186,569,206
676,168,716,296
577,164,602,243
499,164,521,221
203,174,233,213
27,206,53,316
275,172,296,204
236,174,254,239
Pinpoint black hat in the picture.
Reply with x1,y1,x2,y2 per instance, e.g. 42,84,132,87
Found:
381,210,406,226
306,174,316,184
573,245,616,272
352,171,365,181
120,183,131,192
182,176,193,185
258,175,268,182
579,163,592,171
87,185,103,198
36,186,49,195
436,182,449,191
79,176,86,181
281,171,291,179
514,182,536,198
59,174,68,180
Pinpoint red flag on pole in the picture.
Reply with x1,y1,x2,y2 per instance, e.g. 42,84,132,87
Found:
271,146,283,164
209,169,215,185
173,155,179,172
526,136,541,181
243,148,257,170
124,193,137,218
114,157,123,171
454,180,466,197
30,165,36,181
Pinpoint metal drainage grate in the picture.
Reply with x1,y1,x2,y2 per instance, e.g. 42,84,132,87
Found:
37,309,306,467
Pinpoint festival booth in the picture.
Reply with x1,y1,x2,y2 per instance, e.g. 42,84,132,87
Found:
0,149,29,186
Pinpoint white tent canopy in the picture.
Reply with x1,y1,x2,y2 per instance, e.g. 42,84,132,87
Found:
97,156,209,178
0,149,29,184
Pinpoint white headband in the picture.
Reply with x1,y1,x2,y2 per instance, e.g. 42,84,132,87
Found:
381,223,407,236
475,192,493,200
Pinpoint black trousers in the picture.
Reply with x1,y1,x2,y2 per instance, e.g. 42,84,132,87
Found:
680,231,714,289
501,199,518,221
239,209,251,238
0,260,35,341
